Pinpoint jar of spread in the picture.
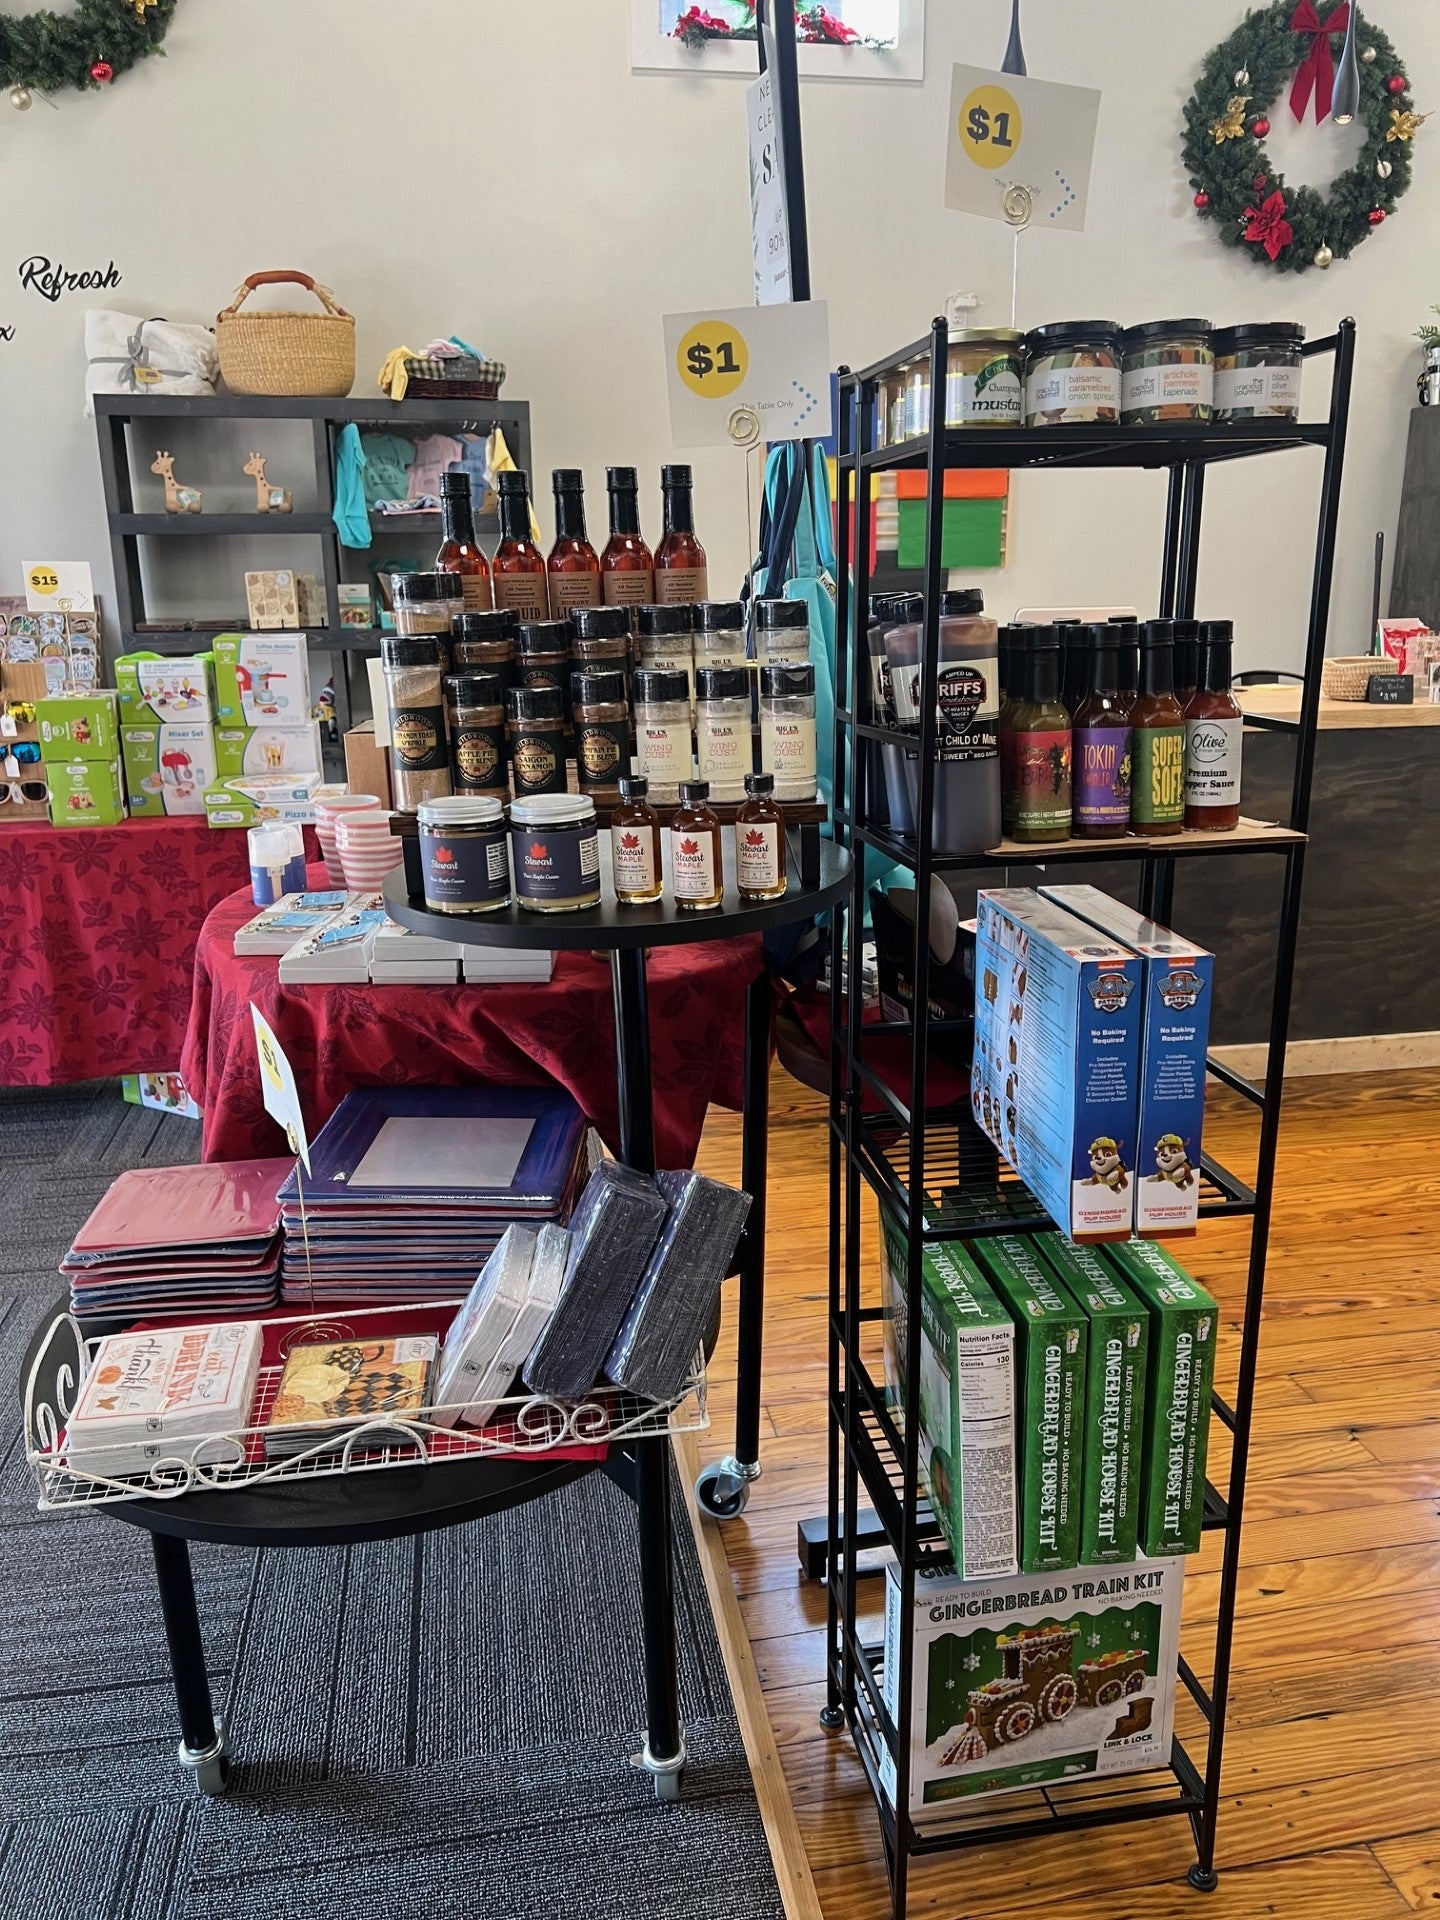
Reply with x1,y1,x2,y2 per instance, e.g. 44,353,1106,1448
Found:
419,795,511,913
510,795,601,912
444,672,508,798
506,684,567,799
1121,319,1214,425
1212,322,1305,420
570,668,631,805
1023,321,1122,426
946,328,1024,427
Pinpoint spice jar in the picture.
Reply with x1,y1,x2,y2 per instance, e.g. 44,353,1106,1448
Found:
754,598,811,668
570,603,631,678
1023,321,1122,426
694,600,748,672
393,571,465,640
945,329,1024,427
632,667,692,804
506,684,567,800
759,663,817,802
444,672,508,797
1212,323,1305,421
1121,320,1214,425
695,666,752,802
452,608,516,686
637,603,695,707
381,635,452,810
510,795,601,913
571,668,631,805
418,795,511,914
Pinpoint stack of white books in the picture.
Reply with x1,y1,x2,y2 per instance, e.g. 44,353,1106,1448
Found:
234,890,353,957
432,1221,570,1427
66,1321,263,1478
278,894,387,983
462,948,556,985
369,919,463,985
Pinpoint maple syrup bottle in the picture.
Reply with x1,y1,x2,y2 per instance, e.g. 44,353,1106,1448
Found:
611,773,664,904
492,470,549,621
546,469,603,616
1129,621,1187,836
735,771,788,900
1184,621,1244,831
435,471,493,612
671,779,724,911
601,466,656,615
654,464,709,605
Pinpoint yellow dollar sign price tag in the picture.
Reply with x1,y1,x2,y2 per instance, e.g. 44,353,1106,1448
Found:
676,320,750,400
958,81,1023,171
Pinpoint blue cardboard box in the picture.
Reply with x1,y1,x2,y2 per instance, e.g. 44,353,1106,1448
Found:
1040,886,1213,1238
972,890,1142,1241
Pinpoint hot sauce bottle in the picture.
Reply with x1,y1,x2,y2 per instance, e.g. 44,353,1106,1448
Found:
1173,617,1201,710
654,464,709,605
492,470,549,621
996,623,1029,837
1072,626,1132,839
1184,620,1244,831
1108,615,1140,715
601,466,656,614
671,779,724,911
1129,620,1187,836
1005,626,1072,843
546,469,603,616
435,471,493,612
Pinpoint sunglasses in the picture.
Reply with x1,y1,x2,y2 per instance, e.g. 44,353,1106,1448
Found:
1,781,47,804
5,742,41,767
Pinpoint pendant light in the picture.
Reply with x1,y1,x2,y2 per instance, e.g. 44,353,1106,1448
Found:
1002,0,1026,76
1332,2,1361,124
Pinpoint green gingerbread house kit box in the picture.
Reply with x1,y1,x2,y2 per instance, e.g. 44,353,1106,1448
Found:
1037,1231,1149,1565
881,1553,1184,1815
1105,1238,1217,1556
880,1227,1018,1580
968,1235,1086,1574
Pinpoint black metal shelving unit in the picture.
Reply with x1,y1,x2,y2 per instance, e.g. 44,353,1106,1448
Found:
823,317,1356,1909
93,392,533,731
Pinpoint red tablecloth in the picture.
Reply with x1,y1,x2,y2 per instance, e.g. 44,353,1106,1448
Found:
182,878,764,1168
0,817,281,1087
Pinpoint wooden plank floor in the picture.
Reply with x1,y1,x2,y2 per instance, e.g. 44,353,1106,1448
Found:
691,1063,1440,1919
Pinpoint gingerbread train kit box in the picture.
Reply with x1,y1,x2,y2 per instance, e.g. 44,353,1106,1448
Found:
972,889,1142,1241
1041,886,1213,1238
881,1554,1184,1815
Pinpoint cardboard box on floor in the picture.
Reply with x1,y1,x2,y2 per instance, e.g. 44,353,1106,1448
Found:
343,722,391,806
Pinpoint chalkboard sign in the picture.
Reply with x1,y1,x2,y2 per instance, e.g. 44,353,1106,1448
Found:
1367,672,1414,704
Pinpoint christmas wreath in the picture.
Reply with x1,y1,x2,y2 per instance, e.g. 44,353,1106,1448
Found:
0,0,176,106
1182,2,1421,271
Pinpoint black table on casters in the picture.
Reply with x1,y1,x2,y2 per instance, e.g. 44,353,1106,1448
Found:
22,831,849,1805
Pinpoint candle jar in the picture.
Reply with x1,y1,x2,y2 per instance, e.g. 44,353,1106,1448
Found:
694,600,748,672
506,684,567,800
393,571,465,640
570,668,631,805
637,602,695,709
754,598,811,669
381,635,452,810
510,795,601,912
695,666,752,803
418,794,511,913
444,671,508,797
632,667,693,805
452,608,516,687
759,663,817,802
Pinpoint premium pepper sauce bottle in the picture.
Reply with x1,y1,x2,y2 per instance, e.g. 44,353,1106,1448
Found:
1129,620,1186,836
1184,620,1244,831
601,466,656,615
654,464,709,604
1072,625,1132,838
546,469,603,616
491,470,549,621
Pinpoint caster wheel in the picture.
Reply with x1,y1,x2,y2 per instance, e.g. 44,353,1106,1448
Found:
193,1752,231,1797
819,1705,845,1731
695,1463,749,1521
1187,1866,1219,1894
654,1767,684,1802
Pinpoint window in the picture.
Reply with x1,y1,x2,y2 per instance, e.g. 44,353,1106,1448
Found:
632,0,924,80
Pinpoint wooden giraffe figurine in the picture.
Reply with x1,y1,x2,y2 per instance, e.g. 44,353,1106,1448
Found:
151,450,202,515
243,451,293,514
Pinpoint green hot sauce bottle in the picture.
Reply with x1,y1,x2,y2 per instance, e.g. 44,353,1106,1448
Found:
1005,626,1073,843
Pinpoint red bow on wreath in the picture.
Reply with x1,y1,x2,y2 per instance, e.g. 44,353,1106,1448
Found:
1290,0,1350,123
1243,189,1295,260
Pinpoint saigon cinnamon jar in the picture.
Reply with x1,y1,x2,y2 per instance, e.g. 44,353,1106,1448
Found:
506,684,567,799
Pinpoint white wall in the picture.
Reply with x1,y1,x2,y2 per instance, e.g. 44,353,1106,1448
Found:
0,0,1433,669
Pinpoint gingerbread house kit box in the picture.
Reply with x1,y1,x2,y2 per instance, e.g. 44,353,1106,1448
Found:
971,890,1142,1241
880,1553,1184,1816
1040,886,1213,1237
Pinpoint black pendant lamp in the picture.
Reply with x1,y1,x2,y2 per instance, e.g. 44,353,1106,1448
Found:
1332,2,1361,123
1002,0,1026,76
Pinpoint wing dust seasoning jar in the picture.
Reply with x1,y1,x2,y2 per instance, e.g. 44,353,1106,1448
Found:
694,666,752,803
382,635,452,809
419,795,511,913
632,667,692,804
510,795,601,912
759,663,817,802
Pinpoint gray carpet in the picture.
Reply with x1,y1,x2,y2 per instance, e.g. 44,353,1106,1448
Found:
0,1083,786,1920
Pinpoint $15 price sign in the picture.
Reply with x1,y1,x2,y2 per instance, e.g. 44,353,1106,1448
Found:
944,63,1101,233
663,301,831,450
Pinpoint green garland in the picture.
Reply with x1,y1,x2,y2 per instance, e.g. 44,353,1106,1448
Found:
1182,2,1416,272
0,0,176,96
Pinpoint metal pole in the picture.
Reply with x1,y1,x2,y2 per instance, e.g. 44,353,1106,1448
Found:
152,1534,223,1765
1158,467,1185,617
1292,319,1357,836
731,971,772,1474
757,0,812,303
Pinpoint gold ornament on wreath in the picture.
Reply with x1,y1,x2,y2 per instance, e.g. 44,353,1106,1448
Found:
1183,2,1419,272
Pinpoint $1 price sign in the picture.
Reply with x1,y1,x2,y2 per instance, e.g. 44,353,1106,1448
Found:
676,320,751,399
958,81,1022,172
944,63,1100,233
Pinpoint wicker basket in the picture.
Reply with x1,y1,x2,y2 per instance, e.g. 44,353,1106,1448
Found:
401,353,506,402
216,271,355,397
1321,654,1397,701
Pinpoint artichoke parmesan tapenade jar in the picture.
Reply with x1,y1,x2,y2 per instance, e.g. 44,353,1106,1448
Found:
1023,321,1122,426
1120,319,1214,425
1212,322,1305,420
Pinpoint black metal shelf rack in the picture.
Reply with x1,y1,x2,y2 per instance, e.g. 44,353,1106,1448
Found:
823,316,1356,1910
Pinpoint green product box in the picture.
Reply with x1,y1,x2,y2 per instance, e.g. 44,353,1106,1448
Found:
36,692,120,762
47,757,126,826
1103,1239,1218,1557
114,651,216,726
968,1235,1086,1573
1036,1231,1149,1565
897,1228,1019,1580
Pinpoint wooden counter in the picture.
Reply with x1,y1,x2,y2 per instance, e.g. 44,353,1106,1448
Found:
1239,684,1440,728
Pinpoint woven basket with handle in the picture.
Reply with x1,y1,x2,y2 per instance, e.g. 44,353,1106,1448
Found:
1321,654,1397,701
216,271,355,397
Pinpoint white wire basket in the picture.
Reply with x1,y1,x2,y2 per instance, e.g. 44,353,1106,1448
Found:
24,1302,709,1513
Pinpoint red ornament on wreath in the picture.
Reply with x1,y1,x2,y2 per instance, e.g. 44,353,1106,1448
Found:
1193,190,1210,207
1252,115,1272,135
1368,206,1387,223
1387,73,1407,93
90,60,113,82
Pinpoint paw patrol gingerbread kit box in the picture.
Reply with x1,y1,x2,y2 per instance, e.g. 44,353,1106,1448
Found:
1040,886,1213,1238
972,890,1142,1241
880,1553,1184,1815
